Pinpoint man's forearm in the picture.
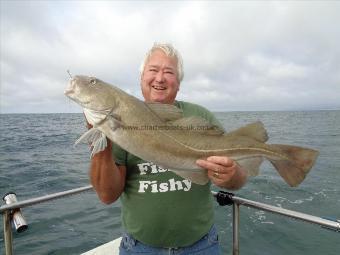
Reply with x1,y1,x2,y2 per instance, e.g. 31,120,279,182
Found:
90,141,126,204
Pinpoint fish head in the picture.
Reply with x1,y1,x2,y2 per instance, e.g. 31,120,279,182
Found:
64,75,119,111
65,75,123,126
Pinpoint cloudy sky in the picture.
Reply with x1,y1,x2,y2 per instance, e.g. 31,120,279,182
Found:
1,0,339,113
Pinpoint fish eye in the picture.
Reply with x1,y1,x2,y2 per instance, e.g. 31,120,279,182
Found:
89,78,97,86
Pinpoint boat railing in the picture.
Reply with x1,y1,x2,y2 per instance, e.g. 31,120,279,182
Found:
1,186,339,255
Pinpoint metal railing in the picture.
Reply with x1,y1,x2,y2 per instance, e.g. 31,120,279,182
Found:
211,191,340,255
1,185,93,255
1,186,339,255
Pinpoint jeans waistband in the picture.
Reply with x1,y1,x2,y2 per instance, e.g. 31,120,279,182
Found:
120,224,218,250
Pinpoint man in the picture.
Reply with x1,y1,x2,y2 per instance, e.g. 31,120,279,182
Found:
89,43,247,254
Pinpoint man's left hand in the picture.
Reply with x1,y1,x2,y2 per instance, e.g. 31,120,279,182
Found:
196,156,247,190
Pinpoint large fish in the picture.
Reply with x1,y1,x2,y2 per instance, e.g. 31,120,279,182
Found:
64,75,319,186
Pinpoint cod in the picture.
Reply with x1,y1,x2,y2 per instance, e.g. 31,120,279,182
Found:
64,75,319,186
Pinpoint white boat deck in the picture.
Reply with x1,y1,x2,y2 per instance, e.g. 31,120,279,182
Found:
81,237,122,255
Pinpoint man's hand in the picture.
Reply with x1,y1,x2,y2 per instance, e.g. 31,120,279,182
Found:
196,156,247,190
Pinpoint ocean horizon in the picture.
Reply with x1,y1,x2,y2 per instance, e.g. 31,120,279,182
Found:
1,108,339,114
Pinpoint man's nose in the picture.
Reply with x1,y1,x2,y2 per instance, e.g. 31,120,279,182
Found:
155,71,165,82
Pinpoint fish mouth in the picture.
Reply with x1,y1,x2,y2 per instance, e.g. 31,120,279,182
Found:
64,87,73,96
64,78,76,96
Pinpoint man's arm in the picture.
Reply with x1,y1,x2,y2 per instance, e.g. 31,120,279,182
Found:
85,115,126,204
90,140,126,204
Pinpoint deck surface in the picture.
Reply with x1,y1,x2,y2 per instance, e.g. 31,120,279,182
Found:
81,237,122,255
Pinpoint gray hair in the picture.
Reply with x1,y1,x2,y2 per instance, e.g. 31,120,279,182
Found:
140,42,184,82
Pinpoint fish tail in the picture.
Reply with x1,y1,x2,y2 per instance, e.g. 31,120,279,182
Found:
268,144,319,187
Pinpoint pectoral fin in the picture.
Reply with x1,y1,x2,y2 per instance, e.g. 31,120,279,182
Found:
75,128,108,158
107,113,123,130
75,128,101,146
90,132,107,157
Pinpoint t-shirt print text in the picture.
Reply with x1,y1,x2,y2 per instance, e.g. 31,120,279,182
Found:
137,162,192,193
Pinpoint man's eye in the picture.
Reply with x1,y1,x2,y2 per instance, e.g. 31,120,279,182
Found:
149,69,157,72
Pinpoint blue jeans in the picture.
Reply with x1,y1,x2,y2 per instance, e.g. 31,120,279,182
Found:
119,225,220,255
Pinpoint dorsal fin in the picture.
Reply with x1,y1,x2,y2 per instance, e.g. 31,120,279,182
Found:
227,121,268,142
146,102,183,121
168,116,225,136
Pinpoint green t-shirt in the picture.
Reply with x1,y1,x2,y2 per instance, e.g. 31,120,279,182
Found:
112,101,223,248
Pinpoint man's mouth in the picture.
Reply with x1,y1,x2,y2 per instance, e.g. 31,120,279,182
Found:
152,85,166,91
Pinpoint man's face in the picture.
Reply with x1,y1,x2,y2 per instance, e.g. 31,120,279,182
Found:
141,50,180,104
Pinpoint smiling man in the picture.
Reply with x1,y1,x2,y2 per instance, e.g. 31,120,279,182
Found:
89,43,247,254
140,46,181,104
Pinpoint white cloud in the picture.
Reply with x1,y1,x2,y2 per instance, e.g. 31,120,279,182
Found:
1,0,340,113
246,54,310,80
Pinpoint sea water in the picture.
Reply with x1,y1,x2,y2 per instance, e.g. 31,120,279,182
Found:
0,111,339,255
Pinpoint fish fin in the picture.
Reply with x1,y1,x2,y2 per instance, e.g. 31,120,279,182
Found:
146,102,183,121
170,169,209,185
75,128,102,146
75,128,108,157
227,121,268,142
84,108,110,126
168,116,225,136
107,113,123,130
268,144,319,187
90,132,107,157
237,157,263,176
84,108,122,129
